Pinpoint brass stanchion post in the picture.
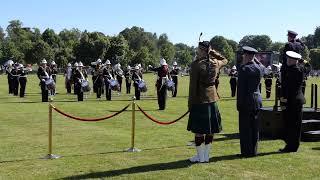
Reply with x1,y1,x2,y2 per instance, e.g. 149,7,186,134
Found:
125,96,141,152
42,104,61,159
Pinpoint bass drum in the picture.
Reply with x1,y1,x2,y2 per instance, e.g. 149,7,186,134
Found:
81,80,91,92
109,79,120,91
138,80,147,92
166,79,175,91
45,79,56,90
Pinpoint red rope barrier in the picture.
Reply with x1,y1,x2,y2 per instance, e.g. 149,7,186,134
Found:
51,104,130,122
136,104,189,125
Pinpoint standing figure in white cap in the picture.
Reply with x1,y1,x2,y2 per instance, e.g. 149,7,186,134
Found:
170,61,180,97
102,59,114,100
114,63,124,93
50,61,58,96
131,65,143,100
149,58,170,110
92,59,104,99
5,60,14,94
73,62,88,101
279,51,306,153
64,63,73,94
37,59,50,102
264,66,273,99
124,65,132,94
229,65,238,97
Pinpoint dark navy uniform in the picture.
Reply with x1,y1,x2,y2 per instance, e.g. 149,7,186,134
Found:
280,31,304,99
170,67,179,97
115,69,124,93
124,68,132,94
17,66,28,97
132,69,143,100
73,69,87,101
50,66,58,96
264,73,273,99
65,66,73,94
6,66,14,94
229,69,238,97
37,66,49,102
150,65,169,110
237,46,264,157
280,51,306,152
11,66,20,96
92,64,104,99
103,67,114,101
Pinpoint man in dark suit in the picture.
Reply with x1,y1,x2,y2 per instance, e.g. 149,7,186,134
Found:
279,51,306,152
237,46,264,157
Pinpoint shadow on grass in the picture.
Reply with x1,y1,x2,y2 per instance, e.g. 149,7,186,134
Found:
215,133,239,141
62,151,282,179
312,147,320,150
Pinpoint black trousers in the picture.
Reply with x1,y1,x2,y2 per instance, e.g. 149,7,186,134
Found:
51,75,56,96
13,78,19,96
19,77,27,97
94,80,103,98
8,76,13,94
265,79,272,99
40,81,48,102
134,83,140,100
283,103,303,151
230,78,237,97
172,77,178,97
302,81,306,95
239,110,259,157
117,78,123,92
126,79,131,94
75,83,83,101
157,85,167,110
105,81,112,101
66,80,72,93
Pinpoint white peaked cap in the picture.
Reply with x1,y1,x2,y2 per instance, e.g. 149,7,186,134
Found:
160,58,167,66
41,59,47,64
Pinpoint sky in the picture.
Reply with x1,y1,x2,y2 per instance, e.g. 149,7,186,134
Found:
1,0,319,46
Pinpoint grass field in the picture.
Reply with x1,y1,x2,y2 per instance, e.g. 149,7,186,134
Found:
0,73,319,179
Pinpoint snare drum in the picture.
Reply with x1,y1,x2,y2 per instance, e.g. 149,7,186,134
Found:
45,79,56,90
138,80,148,92
109,79,120,91
166,80,175,91
81,80,91,92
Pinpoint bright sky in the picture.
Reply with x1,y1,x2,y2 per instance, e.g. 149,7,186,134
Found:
1,0,319,46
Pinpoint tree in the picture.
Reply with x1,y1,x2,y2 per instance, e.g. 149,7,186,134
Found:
239,35,272,51
301,34,315,49
210,36,234,64
314,26,320,48
226,39,238,52
105,35,129,65
270,42,285,52
25,40,54,64
309,48,320,69
42,28,61,48
131,46,152,67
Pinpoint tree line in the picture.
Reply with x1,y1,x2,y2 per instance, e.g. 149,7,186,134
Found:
1,20,320,68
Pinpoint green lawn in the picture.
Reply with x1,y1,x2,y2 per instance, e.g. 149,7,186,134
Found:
0,73,319,179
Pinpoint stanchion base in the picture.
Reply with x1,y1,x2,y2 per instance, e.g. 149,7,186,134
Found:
125,147,141,152
42,154,61,159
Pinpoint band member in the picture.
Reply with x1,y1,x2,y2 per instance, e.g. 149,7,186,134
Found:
5,60,14,94
37,59,50,102
237,46,264,157
132,65,143,100
92,59,104,99
229,65,238,97
149,59,171,110
17,64,28,98
279,51,306,152
124,65,132,94
188,40,228,163
264,66,273,99
170,61,179,97
114,63,124,93
11,63,20,96
103,60,114,101
64,63,73,94
73,62,88,101
50,61,58,96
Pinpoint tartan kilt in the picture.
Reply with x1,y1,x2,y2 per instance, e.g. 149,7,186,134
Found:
187,102,222,134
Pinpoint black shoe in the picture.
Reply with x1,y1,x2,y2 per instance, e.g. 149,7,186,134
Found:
279,147,297,153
